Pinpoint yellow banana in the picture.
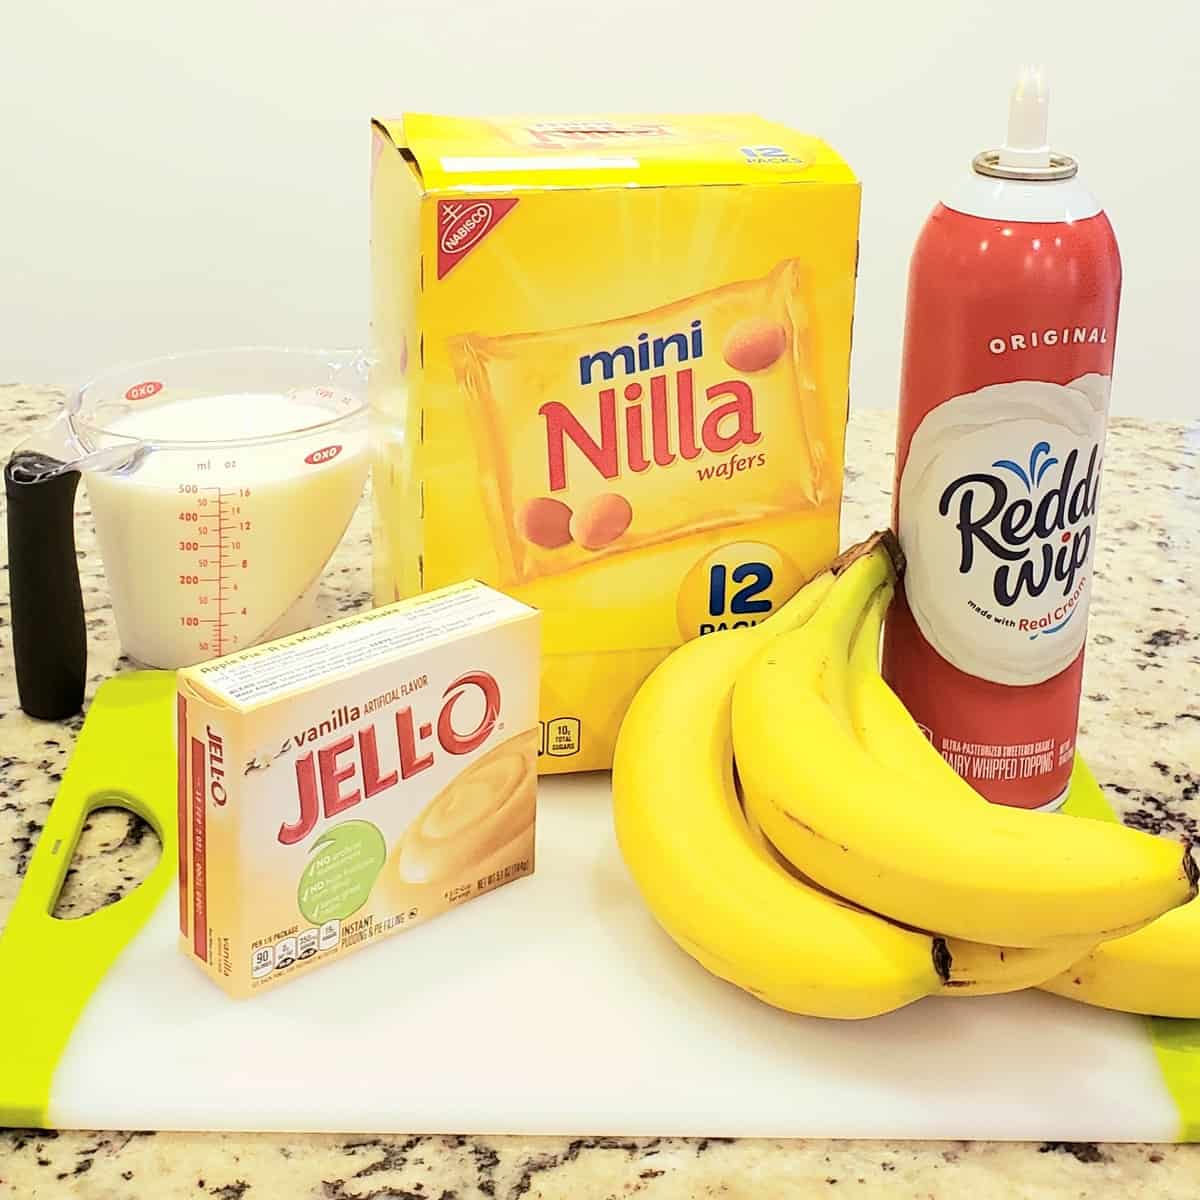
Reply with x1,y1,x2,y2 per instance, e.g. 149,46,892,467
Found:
848,568,1198,1012
613,539,952,1019
732,541,1197,950
739,766,1090,996
939,940,1093,997
1039,893,1200,1017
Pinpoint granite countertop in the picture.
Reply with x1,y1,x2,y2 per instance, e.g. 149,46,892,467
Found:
1,383,1198,1198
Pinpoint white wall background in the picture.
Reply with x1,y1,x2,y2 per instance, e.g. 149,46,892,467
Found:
1,0,1195,416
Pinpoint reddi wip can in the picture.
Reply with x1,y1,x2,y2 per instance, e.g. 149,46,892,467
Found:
882,71,1121,810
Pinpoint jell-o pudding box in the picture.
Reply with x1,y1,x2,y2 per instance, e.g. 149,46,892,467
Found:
177,580,539,998
370,114,860,772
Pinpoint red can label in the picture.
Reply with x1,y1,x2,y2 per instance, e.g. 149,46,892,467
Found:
883,203,1121,809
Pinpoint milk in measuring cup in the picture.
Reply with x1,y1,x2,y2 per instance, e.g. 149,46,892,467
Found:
86,393,367,667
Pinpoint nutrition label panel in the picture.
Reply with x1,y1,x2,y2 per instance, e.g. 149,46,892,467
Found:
540,717,581,758
250,919,341,980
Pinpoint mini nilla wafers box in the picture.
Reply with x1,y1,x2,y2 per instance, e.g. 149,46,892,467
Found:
177,581,539,998
370,114,860,772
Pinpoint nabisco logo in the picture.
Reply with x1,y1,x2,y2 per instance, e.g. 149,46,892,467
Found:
436,198,518,279
441,202,494,255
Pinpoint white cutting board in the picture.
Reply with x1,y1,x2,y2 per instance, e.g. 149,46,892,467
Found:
48,772,1183,1137
0,673,1187,1138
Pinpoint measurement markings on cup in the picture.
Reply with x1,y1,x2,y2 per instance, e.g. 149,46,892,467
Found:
186,485,239,657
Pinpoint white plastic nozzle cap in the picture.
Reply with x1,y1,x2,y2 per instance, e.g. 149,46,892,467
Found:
998,66,1051,170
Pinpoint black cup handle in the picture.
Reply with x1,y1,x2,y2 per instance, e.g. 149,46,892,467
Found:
5,452,86,719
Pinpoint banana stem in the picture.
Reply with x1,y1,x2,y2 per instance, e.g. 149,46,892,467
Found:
767,531,901,637
830,530,904,580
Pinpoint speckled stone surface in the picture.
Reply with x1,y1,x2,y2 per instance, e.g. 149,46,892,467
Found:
1,384,1198,1198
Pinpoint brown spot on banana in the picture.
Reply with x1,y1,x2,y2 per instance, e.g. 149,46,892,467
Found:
1184,846,1198,896
779,808,850,854
782,810,818,837
932,937,952,983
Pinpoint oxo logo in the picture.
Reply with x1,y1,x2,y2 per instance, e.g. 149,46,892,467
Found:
304,444,342,466
124,380,162,402
278,670,502,844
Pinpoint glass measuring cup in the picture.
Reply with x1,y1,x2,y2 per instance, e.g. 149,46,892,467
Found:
5,347,370,718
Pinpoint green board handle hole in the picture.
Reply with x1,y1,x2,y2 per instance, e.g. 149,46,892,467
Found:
50,800,163,922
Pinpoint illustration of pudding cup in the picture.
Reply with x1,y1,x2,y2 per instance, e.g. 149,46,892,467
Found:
387,730,538,901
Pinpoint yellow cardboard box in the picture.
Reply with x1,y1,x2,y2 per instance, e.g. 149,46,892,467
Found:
371,114,860,773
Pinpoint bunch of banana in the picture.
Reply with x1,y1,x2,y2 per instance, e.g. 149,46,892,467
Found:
613,532,1198,1020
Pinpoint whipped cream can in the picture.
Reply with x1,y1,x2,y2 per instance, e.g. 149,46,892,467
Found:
883,70,1121,810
